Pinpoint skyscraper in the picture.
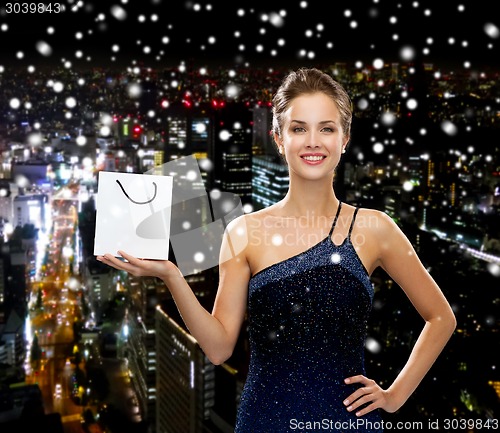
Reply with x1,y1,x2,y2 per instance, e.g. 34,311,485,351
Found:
210,102,253,207
251,155,289,210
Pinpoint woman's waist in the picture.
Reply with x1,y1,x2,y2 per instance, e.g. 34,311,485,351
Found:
248,352,366,381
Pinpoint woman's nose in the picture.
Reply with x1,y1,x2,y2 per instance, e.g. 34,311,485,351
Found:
306,131,321,148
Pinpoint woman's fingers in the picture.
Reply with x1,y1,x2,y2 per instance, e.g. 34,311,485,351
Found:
116,250,138,263
343,375,385,416
96,251,179,281
97,254,133,271
351,401,380,417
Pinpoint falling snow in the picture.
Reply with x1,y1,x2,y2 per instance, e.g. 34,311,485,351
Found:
0,7,498,420
0,1,494,70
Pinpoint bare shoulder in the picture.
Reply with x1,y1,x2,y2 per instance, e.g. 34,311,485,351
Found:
355,207,398,236
222,207,271,255
355,207,414,259
349,207,408,273
356,208,395,226
224,206,269,235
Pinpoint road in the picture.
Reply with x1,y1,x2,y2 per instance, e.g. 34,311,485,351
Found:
26,189,89,433
26,183,139,433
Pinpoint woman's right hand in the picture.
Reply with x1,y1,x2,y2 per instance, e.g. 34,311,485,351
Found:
96,250,183,282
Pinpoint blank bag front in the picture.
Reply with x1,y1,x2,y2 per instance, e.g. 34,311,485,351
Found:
94,171,173,259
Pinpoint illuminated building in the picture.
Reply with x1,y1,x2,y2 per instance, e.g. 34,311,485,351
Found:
211,102,253,207
155,306,213,433
251,155,288,210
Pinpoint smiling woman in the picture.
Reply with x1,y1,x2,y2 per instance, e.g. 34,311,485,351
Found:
97,67,456,433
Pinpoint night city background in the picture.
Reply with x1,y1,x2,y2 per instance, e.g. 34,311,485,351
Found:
0,1,499,432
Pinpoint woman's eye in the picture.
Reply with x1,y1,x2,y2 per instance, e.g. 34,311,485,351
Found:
321,127,334,133
293,127,306,133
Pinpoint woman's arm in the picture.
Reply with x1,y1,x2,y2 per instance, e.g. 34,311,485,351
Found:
344,210,456,415
96,214,251,365
376,212,457,407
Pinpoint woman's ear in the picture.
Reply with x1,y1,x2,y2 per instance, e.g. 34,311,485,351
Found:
274,133,284,154
274,133,287,163
342,136,350,154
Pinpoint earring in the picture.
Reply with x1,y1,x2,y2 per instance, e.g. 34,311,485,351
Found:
342,149,346,154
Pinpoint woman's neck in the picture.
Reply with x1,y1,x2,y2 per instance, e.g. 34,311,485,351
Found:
278,178,340,217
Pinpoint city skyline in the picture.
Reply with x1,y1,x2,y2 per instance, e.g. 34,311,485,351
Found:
0,92,499,432
1,3,500,430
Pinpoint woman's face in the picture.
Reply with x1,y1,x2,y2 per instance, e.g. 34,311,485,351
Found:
275,92,348,182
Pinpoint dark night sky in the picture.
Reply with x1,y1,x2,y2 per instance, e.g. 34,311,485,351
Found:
1,0,499,71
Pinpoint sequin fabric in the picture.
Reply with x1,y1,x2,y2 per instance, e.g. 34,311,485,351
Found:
235,203,383,433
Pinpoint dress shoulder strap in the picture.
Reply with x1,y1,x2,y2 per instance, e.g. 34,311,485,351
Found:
328,202,343,237
348,207,360,239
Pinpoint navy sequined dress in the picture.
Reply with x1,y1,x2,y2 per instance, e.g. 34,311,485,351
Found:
235,203,383,432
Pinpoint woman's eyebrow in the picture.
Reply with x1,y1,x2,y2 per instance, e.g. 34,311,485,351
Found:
290,119,338,125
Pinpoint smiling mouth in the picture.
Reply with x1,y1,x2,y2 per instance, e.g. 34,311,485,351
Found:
301,155,326,162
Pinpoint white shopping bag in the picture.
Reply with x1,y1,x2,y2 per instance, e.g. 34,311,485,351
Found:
94,171,173,259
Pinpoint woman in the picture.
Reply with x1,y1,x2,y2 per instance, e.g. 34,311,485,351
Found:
97,67,456,432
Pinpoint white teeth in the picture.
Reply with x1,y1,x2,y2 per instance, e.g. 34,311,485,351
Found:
302,155,324,161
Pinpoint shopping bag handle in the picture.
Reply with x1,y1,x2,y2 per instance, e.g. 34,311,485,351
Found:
116,179,157,205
